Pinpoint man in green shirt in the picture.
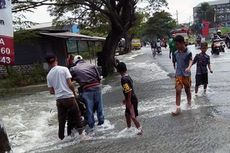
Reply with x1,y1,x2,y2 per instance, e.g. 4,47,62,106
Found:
169,34,177,69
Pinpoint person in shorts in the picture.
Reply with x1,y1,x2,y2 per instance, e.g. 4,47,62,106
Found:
187,42,213,94
172,35,193,116
116,62,143,135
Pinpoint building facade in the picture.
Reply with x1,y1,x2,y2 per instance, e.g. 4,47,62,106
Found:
194,0,230,27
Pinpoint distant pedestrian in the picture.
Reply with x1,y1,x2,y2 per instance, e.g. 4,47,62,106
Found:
172,35,193,116
116,62,143,135
150,41,157,50
169,34,177,69
187,42,213,94
0,0,6,9
67,54,75,69
45,54,87,140
70,55,104,132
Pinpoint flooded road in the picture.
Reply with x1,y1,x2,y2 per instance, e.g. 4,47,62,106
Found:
1,46,230,153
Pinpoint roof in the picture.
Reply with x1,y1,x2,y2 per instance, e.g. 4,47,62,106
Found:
28,22,53,30
195,0,230,7
39,32,106,41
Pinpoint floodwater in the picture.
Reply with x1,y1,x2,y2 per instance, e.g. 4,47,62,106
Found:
1,46,230,153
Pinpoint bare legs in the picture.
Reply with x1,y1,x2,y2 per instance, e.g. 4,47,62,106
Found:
195,84,208,94
172,85,191,116
185,87,192,105
172,85,182,116
125,106,142,135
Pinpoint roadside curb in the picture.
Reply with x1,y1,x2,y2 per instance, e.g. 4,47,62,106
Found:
0,84,48,97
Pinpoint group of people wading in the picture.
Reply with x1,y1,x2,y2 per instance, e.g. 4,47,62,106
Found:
46,54,143,140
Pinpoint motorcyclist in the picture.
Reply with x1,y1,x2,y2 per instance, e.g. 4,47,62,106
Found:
156,39,162,53
212,30,225,53
196,34,202,48
217,30,222,38
150,40,157,50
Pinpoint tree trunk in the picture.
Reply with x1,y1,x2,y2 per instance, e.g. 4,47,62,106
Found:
99,29,123,77
123,34,134,53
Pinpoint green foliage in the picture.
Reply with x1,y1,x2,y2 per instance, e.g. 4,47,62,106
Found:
199,2,215,23
13,13,37,31
12,0,168,75
14,30,40,44
128,12,148,38
0,64,46,89
80,29,107,37
221,27,230,35
141,11,177,40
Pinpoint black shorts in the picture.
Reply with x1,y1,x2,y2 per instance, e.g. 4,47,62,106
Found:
125,96,139,117
196,73,208,86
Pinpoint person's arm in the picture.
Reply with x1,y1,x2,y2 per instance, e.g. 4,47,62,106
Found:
208,57,213,73
186,59,193,72
208,64,213,73
49,87,55,95
95,66,101,82
65,68,77,97
67,78,77,97
47,77,55,95
186,53,193,72
122,81,132,108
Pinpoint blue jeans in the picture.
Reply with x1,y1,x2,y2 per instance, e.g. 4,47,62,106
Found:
82,87,104,128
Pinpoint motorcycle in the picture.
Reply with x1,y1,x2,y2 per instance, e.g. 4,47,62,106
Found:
156,47,162,54
211,39,225,55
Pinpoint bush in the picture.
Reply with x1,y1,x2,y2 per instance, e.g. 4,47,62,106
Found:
0,64,47,89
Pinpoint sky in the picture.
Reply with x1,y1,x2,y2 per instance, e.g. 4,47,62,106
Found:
23,0,213,24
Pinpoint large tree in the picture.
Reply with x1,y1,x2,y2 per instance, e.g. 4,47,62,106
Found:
142,11,177,40
12,0,167,76
198,2,215,23
191,2,215,34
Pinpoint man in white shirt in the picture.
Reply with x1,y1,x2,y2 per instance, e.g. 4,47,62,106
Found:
46,54,86,140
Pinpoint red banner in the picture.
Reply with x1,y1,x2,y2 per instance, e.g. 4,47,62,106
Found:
0,0,14,65
202,20,210,38
0,36,14,65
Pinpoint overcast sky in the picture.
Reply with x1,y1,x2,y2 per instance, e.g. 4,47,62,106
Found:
24,0,213,24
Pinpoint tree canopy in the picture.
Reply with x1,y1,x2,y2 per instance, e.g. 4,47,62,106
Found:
198,2,215,23
12,0,168,76
141,11,177,40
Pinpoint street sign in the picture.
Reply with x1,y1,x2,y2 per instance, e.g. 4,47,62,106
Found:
0,0,14,65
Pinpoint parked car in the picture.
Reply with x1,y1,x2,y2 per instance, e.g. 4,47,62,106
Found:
132,38,142,50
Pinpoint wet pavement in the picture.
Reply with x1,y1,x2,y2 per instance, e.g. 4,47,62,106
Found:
1,46,230,153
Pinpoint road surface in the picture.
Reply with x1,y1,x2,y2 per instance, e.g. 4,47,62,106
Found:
1,46,230,153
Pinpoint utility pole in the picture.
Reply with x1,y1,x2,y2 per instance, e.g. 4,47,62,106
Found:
176,10,179,24
189,16,191,26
